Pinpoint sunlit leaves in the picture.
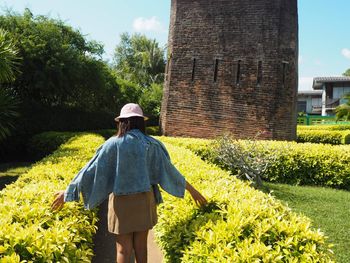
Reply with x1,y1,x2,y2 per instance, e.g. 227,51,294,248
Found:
161,136,350,190
0,134,104,261
154,139,334,262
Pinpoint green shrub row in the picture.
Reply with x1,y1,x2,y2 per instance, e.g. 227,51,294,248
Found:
155,140,334,262
1,131,335,261
298,124,350,131
297,129,350,144
27,131,80,160
159,136,350,190
26,127,160,161
0,103,115,162
0,133,104,262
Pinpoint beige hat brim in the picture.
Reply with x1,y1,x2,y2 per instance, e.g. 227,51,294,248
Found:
114,114,148,121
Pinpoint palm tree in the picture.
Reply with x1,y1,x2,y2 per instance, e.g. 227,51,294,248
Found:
137,39,166,85
335,93,350,121
0,29,21,141
0,89,19,141
0,29,20,82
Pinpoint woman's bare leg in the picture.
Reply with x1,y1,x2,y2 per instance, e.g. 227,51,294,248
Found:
133,230,149,263
116,233,133,263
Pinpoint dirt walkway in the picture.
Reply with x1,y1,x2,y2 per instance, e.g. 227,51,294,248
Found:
92,199,163,263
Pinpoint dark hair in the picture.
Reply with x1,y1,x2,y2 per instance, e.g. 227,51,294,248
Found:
116,116,146,137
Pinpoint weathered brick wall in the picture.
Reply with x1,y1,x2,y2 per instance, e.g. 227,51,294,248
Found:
161,0,298,140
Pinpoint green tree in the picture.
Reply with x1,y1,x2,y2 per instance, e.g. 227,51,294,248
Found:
0,9,119,112
0,29,20,141
335,93,350,121
113,33,166,88
343,69,350,77
113,33,165,122
0,89,19,141
0,29,20,82
139,83,163,122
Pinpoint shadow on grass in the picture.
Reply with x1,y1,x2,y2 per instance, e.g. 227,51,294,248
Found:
265,182,350,263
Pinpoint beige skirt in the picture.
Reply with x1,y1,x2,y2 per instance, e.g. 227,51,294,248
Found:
107,191,157,235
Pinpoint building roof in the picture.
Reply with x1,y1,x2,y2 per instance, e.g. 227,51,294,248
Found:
313,76,350,90
298,90,322,96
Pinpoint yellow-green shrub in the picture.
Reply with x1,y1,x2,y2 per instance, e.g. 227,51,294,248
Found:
0,134,104,262
160,136,350,190
27,131,80,160
155,140,334,262
297,129,350,144
298,125,350,131
1,132,335,262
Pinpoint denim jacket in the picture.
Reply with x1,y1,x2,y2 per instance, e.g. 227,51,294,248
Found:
64,129,186,209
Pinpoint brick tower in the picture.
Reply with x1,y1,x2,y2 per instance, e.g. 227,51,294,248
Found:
160,0,298,140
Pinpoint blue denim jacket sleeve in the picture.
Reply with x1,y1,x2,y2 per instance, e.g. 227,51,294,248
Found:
149,140,186,198
64,138,117,209
64,145,102,203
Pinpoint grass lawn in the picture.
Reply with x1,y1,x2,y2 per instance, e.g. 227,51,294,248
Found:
266,183,350,263
0,162,32,190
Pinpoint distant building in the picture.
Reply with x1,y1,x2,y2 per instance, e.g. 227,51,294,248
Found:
297,90,322,115
313,77,350,116
297,76,350,116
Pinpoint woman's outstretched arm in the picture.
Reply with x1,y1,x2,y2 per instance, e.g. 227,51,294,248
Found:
185,181,207,206
51,190,65,210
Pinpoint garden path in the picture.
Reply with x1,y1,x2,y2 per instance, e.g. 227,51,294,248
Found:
92,199,163,263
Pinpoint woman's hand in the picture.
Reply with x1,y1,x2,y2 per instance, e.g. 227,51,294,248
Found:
185,181,207,207
51,190,65,211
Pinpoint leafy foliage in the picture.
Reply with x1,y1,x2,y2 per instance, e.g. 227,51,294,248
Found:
139,83,163,123
26,131,80,160
335,93,350,121
0,132,335,261
155,140,334,262
0,88,20,142
297,125,350,131
113,32,166,88
297,125,350,145
297,129,350,144
112,33,166,122
0,29,21,142
0,9,119,112
213,134,281,188
161,136,350,190
0,133,104,261
267,183,350,263
343,68,350,77
0,28,20,83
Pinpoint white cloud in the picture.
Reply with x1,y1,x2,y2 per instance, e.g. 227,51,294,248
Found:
133,16,165,32
341,48,350,59
298,76,314,91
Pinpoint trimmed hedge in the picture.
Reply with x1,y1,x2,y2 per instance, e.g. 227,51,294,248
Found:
297,129,350,145
159,136,350,190
27,131,80,160
1,132,335,262
25,127,160,162
297,125,350,144
298,125,350,131
0,103,115,162
0,133,104,262
155,140,334,262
